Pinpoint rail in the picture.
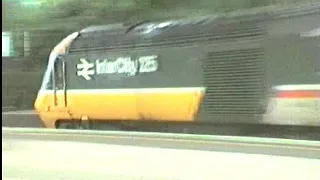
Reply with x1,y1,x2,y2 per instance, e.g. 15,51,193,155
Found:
3,127,320,147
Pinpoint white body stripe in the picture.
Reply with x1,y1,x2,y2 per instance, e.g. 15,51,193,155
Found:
37,87,206,95
273,84,320,91
300,27,320,37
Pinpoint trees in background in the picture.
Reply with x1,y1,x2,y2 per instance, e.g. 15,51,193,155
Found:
3,0,316,31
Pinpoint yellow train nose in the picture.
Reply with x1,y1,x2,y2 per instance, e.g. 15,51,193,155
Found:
34,91,49,113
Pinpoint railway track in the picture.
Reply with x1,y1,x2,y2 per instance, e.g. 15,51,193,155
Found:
3,127,320,180
2,110,320,141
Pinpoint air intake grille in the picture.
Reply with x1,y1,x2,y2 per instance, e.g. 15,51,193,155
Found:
201,48,266,115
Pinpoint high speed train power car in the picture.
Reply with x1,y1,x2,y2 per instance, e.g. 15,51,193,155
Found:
34,3,320,129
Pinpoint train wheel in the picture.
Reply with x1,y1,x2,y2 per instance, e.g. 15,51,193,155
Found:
56,120,81,129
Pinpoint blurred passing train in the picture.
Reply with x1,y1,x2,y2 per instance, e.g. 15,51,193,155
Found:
34,3,320,129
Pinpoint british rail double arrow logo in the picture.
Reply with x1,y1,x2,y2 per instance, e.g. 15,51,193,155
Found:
76,58,95,80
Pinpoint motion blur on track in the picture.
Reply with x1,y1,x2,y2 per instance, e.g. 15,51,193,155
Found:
34,3,320,129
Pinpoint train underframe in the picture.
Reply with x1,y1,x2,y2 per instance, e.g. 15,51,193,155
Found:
51,118,320,140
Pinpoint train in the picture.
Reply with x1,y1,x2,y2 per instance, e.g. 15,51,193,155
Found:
34,2,320,130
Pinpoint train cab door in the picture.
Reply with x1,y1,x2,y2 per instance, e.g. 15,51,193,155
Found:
51,55,69,114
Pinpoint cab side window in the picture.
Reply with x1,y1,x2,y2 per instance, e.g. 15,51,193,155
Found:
317,56,320,74
53,56,64,90
316,48,320,74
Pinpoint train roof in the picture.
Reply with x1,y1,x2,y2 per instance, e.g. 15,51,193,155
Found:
68,2,320,52
80,23,126,34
